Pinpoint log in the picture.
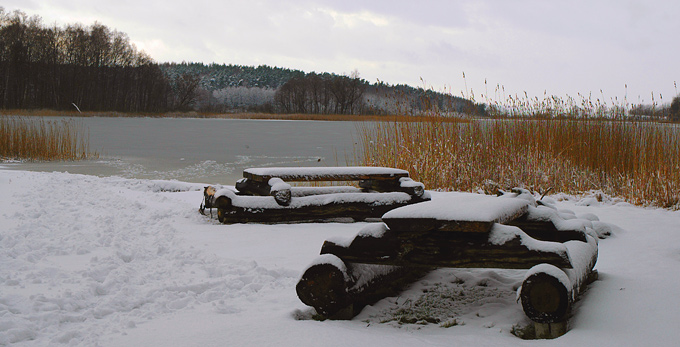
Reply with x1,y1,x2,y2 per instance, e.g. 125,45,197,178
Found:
217,200,407,224
384,218,496,234
506,215,587,243
505,205,590,243
269,178,292,206
235,178,292,206
321,224,401,261
321,223,573,269
359,178,425,198
291,186,363,197
520,269,571,323
296,254,430,319
235,178,271,196
519,235,599,325
236,179,363,199
296,258,351,317
213,191,426,224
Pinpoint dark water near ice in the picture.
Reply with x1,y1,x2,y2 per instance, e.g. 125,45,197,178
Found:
1,117,362,185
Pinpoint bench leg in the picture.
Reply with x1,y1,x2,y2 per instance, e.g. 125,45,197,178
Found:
534,321,567,339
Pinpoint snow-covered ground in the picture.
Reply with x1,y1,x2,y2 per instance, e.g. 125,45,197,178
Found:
1,169,679,346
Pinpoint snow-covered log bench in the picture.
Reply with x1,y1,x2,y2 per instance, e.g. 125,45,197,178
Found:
297,190,603,338
200,166,430,224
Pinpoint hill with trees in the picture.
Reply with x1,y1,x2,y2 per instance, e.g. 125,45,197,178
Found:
161,62,482,115
0,7,488,116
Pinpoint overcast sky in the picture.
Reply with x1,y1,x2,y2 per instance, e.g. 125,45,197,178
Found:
6,0,679,105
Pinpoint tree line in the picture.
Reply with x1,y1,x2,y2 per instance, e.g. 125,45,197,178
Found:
274,71,367,114
0,8,173,112
1,7,483,116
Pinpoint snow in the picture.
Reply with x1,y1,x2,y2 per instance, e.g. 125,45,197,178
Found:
398,177,423,189
356,223,390,239
304,254,349,281
488,224,570,261
1,169,680,346
291,186,362,197
215,188,413,209
383,192,529,223
523,264,572,292
244,166,409,180
267,177,291,192
325,223,389,248
563,236,599,299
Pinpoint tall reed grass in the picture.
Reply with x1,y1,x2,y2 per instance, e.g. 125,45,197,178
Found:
0,116,98,161
357,119,680,209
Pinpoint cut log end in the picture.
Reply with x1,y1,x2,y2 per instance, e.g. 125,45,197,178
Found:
296,263,351,317
271,187,292,206
520,272,570,323
215,196,233,224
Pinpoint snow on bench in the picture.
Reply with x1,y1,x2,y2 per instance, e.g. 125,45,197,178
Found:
298,190,604,333
243,166,409,182
215,188,413,210
382,192,530,233
235,166,426,206
201,166,430,224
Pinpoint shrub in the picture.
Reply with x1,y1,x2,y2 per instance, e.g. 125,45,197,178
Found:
670,96,680,122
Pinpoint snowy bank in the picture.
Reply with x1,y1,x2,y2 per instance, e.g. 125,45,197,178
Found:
1,169,679,346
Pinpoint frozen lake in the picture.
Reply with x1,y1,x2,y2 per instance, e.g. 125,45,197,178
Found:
1,117,361,185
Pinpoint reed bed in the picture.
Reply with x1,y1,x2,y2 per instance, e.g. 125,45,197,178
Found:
357,119,680,209
0,116,98,161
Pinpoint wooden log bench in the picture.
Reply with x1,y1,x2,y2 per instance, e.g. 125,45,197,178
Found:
200,166,430,224
296,191,600,338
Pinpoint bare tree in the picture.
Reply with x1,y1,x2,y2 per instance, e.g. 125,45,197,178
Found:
172,72,201,111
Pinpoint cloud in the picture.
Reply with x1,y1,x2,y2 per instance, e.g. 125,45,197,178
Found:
3,0,678,101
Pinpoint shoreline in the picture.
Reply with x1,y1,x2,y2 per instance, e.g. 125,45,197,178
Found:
0,109,467,123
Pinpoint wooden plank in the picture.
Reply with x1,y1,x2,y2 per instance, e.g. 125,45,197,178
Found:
214,195,425,224
359,178,425,197
243,166,409,183
321,227,573,269
383,218,495,234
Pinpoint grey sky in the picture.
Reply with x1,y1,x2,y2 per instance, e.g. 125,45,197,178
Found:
5,0,679,105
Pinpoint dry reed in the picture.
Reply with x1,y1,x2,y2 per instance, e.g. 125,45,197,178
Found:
357,118,680,209
0,116,98,161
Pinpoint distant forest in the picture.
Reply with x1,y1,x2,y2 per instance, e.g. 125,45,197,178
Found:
0,8,480,115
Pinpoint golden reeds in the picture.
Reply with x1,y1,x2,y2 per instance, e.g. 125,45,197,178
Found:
357,118,680,209
0,116,98,161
